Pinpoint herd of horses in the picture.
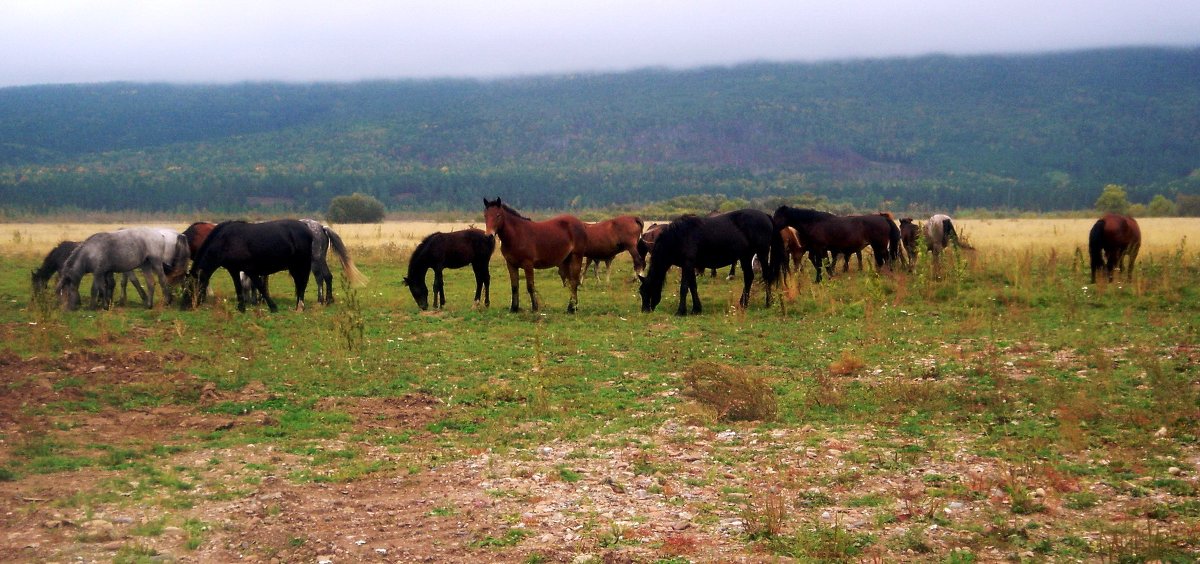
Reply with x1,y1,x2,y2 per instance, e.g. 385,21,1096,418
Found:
31,203,1142,316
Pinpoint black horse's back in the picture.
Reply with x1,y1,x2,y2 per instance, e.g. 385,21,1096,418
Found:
188,219,314,312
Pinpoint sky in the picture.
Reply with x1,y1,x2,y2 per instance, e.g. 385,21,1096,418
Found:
2,0,1198,88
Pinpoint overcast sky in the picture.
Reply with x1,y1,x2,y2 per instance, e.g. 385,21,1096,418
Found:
2,0,1198,88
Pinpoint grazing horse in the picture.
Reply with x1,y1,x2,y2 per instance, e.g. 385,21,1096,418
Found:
1089,213,1141,283
772,207,900,283
56,228,188,310
186,219,367,312
638,209,784,315
899,218,920,263
483,198,588,313
184,221,257,299
32,240,148,305
403,228,495,310
924,214,971,255
581,215,646,282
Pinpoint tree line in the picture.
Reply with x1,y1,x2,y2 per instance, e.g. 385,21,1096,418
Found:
1,47,1198,215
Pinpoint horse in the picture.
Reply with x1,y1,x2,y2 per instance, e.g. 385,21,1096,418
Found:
403,228,495,310
185,219,367,312
55,228,188,310
300,218,366,305
1089,213,1141,283
899,218,920,263
638,209,784,315
924,214,972,255
772,207,900,283
581,215,646,282
183,221,258,300
483,198,588,313
32,240,148,305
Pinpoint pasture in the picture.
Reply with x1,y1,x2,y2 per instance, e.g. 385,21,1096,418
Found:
0,217,1198,563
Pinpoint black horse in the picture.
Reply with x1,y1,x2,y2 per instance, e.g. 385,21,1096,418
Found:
773,207,901,282
638,209,784,315
185,220,314,312
403,228,495,310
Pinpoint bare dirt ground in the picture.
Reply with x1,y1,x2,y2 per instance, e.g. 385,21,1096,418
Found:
1,347,1198,562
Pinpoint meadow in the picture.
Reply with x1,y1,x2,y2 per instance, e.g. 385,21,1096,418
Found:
0,217,1197,563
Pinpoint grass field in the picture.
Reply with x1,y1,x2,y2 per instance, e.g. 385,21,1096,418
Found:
0,217,1197,562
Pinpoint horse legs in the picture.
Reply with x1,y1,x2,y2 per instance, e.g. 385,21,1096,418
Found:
432,268,445,309
472,261,490,307
809,251,825,283
312,259,333,305
228,270,249,312
525,267,540,312
121,272,148,306
564,254,583,314
289,264,309,312
739,257,754,309
506,262,521,312
139,265,159,309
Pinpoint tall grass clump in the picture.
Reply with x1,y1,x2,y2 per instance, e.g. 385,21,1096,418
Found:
683,361,777,422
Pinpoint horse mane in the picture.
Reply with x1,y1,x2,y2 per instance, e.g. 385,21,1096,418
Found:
487,201,531,221
191,221,247,268
406,232,441,282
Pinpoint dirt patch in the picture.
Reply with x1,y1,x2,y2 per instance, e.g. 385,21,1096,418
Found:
316,393,444,433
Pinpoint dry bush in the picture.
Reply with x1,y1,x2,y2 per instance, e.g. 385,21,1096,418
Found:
683,361,778,422
742,488,789,540
828,350,865,376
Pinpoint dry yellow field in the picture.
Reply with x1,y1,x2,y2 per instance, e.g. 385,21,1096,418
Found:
2,217,1198,258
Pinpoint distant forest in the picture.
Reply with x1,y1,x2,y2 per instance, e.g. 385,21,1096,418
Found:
1,47,1198,215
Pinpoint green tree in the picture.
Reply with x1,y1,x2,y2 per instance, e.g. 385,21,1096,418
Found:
1147,194,1178,217
1094,184,1130,214
1177,194,1200,217
327,192,386,223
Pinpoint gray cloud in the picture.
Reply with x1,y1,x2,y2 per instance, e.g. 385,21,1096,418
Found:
1,0,1197,87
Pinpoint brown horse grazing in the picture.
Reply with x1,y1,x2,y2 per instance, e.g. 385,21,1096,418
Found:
582,215,646,282
772,207,901,283
1089,213,1141,283
483,198,589,313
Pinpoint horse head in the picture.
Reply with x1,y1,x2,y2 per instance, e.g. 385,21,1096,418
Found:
402,276,430,310
483,198,504,236
55,274,81,311
637,272,662,312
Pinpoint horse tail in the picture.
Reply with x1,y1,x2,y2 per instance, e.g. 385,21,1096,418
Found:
1088,218,1106,275
764,225,786,287
942,219,959,247
324,226,368,287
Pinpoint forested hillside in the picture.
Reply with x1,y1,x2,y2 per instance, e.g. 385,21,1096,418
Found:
1,47,1198,214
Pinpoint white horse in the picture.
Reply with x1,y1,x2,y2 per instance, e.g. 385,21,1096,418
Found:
923,214,972,255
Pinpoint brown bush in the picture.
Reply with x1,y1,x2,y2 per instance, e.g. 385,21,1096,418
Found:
683,361,778,422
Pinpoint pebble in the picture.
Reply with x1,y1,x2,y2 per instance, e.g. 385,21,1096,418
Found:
1168,466,1182,476
80,519,116,542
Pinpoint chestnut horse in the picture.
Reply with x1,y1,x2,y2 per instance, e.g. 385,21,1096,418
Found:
582,215,646,282
483,198,588,313
1089,213,1141,283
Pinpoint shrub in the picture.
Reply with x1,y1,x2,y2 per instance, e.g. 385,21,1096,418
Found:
683,361,777,422
326,192,385,223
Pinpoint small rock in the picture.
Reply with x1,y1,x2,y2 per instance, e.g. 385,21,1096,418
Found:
162,526,186,538
374,548,387,555
1033,488,1046,498
671,521,691,531
80,519,117,542
1155,427,1169,438
572,554,596,564
88,365,107,373
1168,466,1182,475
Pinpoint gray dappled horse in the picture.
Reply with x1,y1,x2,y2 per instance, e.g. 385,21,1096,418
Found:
924,214,972,256
56,228,190,310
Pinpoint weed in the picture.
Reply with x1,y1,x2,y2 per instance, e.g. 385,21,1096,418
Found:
682,361,777,422
471,527,532,548
742,489,788,540
764,515,874,559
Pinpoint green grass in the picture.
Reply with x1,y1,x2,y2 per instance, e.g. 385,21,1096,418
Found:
1,241,1199,560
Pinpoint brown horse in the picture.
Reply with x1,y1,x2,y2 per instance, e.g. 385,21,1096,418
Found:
483,198,589,313
582,215,646,282
773,207,901,282
1089,213,1141,283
